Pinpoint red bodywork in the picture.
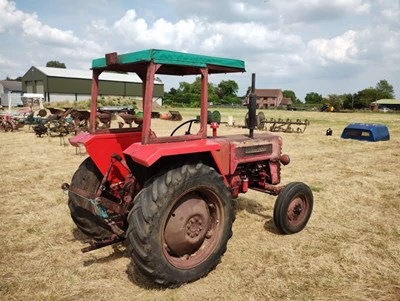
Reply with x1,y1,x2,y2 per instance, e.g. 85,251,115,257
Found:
70,52,288,198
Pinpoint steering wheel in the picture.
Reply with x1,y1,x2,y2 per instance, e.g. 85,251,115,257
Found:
170,119,200,136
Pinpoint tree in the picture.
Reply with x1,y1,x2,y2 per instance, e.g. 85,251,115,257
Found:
216,80,239,99
163,78,240,107
342,94,354,110
327,94,351,111
305,92,323,104
283,90,301,103
46,60,66,68
353,88,378,109
5,76,22,81
215,80,241,105
375,80,394,99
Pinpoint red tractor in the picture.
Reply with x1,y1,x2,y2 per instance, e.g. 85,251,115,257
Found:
63,49,313,286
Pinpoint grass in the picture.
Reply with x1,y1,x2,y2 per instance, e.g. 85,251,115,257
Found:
0,108,399,300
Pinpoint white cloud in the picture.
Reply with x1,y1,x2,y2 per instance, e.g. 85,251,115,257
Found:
0,0,102,64
0,0,25,33
0,0,399,99
113,10,202,51
111,9,302,56
308,30,360,64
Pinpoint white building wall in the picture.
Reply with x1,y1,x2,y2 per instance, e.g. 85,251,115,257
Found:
48,93,91,102
1,92,23,106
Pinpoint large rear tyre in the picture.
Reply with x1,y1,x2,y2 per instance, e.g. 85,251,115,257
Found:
68,158,113,241
127,163,234,286
273,182,313,234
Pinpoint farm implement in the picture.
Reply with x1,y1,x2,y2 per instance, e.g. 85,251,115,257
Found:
243,112,310,133
62,49,313,287
0,114,24,132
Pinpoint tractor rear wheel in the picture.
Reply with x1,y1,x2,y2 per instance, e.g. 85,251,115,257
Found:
127,163,234,286
68,158,113,241
273,182,313,234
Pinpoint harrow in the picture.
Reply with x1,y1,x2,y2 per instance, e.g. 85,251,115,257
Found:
0,114,24,132
244,112,310,133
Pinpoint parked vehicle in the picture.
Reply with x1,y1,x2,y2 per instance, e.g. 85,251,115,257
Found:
63,49,313,286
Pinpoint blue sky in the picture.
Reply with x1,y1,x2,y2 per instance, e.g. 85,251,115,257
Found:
1,0,399,100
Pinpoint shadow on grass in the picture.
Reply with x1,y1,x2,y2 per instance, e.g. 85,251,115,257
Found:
234,198,281,235
71,228,129,266
263,219,281,235
126,262,167,290
83,244,128,267
72,228,92,243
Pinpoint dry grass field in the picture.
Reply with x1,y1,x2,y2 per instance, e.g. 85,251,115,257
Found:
1,108,399,300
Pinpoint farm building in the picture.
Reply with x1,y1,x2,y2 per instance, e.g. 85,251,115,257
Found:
244,89,292,109
21,66,164,104
0,80,23,106
370,99,400,111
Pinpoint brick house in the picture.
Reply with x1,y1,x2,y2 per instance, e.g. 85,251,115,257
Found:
244,89,292,109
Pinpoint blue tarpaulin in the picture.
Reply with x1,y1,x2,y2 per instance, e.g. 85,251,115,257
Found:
341,123,390,142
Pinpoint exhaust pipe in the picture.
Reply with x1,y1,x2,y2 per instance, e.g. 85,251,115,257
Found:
248,73,257,138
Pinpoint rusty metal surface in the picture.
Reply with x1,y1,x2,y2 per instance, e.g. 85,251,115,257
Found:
162,189,224,269
241,114,310,133
164,193,210,257
287,196,307,227
266,118,310,133
0,114,24,132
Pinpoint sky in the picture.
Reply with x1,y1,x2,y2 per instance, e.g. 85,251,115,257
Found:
0,0,399,100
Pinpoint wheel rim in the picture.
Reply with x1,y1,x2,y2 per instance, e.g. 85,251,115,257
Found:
287,195,308,227
162,189,224,269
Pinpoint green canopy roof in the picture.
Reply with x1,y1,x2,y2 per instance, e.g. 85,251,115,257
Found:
92,49,245,75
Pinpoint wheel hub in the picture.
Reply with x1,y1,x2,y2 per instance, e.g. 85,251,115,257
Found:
287,197,306,225
293,204,302,215
164,193,210,257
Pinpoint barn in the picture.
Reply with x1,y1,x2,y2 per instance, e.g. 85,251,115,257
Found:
370,99,400,111
21,66,164,104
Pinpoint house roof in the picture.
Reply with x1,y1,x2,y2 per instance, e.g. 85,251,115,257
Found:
255,89,282,97
0,80,22,92
373,99,400,105
34,66,147,83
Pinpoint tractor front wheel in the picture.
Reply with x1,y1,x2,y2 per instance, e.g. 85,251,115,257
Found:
273,182,313,234
127,163,234,286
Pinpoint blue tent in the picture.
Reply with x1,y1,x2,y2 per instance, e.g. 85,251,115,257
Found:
341,123,390,142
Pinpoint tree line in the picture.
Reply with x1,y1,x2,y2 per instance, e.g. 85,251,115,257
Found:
163,77,242,107
3,57,395,110
303,80,395,110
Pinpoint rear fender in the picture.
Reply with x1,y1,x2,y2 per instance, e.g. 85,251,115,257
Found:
70,131,142,181
123,140,226,185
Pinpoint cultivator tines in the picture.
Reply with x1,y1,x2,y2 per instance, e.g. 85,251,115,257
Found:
243,112,310,133
32,120,48,137
70,109,90,133
0,115,24,132
47,119,74,137
152,110,183,121
168,110,183,121
266,117,310,133
32,107,76,138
